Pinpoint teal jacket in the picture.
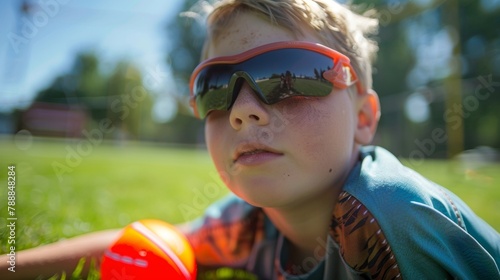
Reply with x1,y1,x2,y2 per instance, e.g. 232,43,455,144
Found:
343,146,500,279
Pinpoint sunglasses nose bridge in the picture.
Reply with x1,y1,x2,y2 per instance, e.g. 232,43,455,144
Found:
228,71,265,108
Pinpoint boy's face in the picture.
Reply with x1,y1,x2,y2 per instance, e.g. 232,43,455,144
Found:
203,12,363,208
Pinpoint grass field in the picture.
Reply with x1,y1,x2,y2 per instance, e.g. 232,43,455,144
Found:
1,137,499,256
0,137,227,253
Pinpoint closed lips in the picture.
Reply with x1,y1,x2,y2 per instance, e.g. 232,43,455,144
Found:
233,144,283,162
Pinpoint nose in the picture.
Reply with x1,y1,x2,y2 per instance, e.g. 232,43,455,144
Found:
229,82,270,130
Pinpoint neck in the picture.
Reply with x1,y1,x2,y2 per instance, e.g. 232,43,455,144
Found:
263,185,339,271
264,148,360,272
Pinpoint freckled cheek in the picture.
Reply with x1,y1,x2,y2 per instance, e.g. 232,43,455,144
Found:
205,122,229,167
272,97,319,125
281,111,329,159
296,107,352,163
301,119,332,158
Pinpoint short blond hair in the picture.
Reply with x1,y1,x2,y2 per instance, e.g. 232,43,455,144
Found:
197,0,379,92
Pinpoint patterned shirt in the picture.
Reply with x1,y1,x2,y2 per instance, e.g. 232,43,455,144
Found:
182,146,500,279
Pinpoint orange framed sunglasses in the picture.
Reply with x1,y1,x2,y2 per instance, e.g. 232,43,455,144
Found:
189,41,361,119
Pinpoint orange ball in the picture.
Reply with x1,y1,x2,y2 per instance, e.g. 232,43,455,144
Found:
100,219,197,280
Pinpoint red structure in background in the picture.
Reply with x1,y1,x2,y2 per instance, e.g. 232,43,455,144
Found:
20,102,88,138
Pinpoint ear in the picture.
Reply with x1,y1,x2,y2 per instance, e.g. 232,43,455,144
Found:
354,89,380,145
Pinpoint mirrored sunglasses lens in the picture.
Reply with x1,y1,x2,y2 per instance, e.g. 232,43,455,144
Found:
243,49,333,103
194,66,232,117
195,48,335,117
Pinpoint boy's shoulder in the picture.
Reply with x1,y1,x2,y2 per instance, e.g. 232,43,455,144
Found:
341,146,500,278
347,146,455,210
344,146,466,229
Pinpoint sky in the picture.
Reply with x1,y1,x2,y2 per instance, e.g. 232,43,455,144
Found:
0,0,183,114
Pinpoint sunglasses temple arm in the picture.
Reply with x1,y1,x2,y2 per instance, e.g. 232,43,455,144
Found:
323,58,364,94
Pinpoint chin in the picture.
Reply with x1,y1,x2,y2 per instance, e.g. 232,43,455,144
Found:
230,180,301,208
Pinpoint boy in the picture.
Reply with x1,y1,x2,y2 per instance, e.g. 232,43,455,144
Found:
2,0,499,279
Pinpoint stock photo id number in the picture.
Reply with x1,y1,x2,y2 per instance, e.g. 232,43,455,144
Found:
6,165,17,273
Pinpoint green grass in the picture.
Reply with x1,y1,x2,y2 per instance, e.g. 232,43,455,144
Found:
0,137,228,253
0,137,499,255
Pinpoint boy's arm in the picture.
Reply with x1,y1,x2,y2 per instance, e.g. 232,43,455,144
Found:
0,229,120,279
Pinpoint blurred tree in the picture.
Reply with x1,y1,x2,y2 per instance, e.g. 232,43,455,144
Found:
158,0,205,144
106,61,155,141
165,0,206,94
459,0,500,151
35,52,107,121
354,0,500,157
74,53,105,97
33,52,156,140
35,75,77,104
